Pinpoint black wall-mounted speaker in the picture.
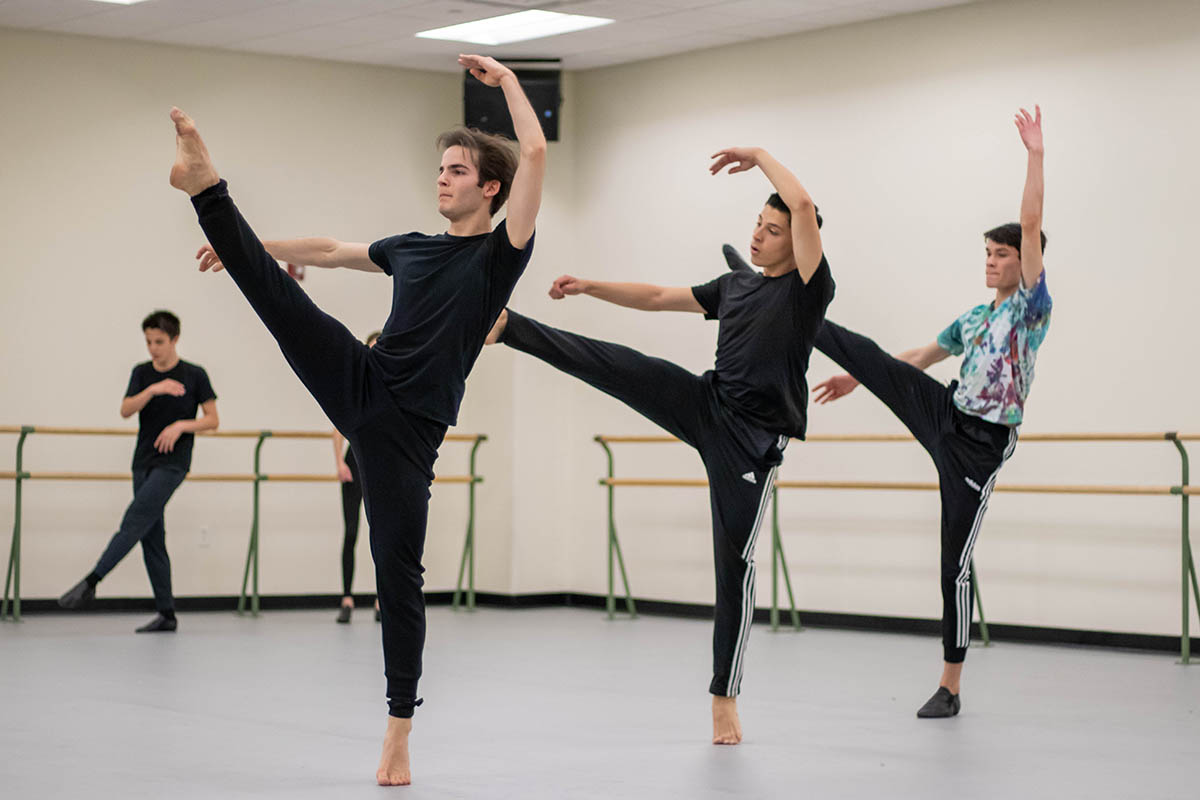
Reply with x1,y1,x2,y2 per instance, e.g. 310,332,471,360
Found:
464,65,561,142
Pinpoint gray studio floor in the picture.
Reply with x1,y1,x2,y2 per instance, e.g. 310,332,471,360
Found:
2,607,1196,800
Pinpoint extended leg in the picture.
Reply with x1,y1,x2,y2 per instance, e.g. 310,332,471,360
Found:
172,109,370,433
815,320,947,449
499,310,711,446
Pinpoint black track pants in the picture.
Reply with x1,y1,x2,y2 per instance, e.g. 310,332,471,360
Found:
502,311,785,695
192,181,445,717
814,320,1017,662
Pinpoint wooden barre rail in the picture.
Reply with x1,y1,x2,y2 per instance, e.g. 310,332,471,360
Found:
0,425,483,443
599,477,1200,496
596,432,1200,444
0,471,479,484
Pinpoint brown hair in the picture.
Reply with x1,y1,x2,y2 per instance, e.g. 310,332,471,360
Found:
436,127,519,216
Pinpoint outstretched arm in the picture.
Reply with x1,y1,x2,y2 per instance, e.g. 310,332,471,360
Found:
548,275,704,313
196,238,378,273
460,55,546,249
709,147,823,283
813,342,950,403
1015,105,1045,288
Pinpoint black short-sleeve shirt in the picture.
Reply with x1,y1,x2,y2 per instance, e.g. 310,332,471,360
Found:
691,257,835,439
125,360,217,472
367,220,534,425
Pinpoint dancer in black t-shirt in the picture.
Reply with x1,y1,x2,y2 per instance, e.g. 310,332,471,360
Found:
487,146,831,746
168,54,545,787
59,310,219,632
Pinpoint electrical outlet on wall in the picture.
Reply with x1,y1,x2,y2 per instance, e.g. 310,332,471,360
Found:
199,526,210,548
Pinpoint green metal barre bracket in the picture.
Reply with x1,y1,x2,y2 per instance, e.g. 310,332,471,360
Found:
1167,434,1197,664
453,435,487,612
769,488,802,632
238,431,271,618
595,437,636,620
2,426,33,622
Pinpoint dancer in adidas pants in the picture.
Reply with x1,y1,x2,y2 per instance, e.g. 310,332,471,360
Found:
488,145,833,745
810,105,1052,718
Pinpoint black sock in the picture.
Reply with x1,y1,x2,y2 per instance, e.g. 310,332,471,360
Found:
84,572,100,589
160,609,176,621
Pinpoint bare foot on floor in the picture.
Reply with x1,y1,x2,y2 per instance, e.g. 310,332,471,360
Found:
376,716,412,786
485,308,508,345
712,695,743,745
168,107,220,196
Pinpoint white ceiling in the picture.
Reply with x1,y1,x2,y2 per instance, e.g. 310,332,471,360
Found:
0,0,976,72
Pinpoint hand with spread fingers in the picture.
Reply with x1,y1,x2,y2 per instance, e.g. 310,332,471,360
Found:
709,146,762,176
812,374,860,404
459,54,515,87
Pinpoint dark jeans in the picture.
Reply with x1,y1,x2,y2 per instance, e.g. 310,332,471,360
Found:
814,320,1017,662
93,465,187,613
501,310,785,696
191,181,445,718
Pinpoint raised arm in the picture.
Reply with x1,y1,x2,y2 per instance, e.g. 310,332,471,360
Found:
459,55,546,249
813,342,950,404
1015,105,1045,288
709,147,823,283
548,275,703,313
196,238,378,274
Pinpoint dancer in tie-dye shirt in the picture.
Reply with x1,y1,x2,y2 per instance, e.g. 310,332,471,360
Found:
809,106,1051,719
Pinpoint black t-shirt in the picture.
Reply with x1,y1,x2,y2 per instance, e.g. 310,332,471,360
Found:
125,360,217,472
691,257,835,439
367,220,534,425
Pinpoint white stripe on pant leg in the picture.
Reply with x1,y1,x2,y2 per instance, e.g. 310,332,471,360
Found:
727,465,778,695
953,428,1018,649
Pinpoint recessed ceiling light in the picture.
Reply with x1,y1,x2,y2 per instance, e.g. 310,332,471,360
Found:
88,0,154,5
416,10,613,46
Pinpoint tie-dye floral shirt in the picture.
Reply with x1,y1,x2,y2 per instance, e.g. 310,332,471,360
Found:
936,271,1052,426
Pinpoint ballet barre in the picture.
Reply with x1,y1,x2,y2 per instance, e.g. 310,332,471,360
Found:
0,426,487,621
593,432,1200,663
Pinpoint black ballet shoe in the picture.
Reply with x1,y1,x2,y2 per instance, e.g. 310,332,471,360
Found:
722,244,754,272
916,687,961,718
135,614,178,633
375,608,382,623
336,605,352,624
58,579,96,610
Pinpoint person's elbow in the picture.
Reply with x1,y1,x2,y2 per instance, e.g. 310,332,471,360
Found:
520,139,547,162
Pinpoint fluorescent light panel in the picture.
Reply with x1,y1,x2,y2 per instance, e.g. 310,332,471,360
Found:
416,10,613,46
88,0,154,5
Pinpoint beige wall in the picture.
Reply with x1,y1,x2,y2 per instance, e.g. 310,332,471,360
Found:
513,0,1198,636
3,0,1199,638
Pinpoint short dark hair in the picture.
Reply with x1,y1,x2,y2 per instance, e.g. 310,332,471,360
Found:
142,310,180,339
366,330,382,346
436,127,520,216
766,193,822,228
984,222,1047,254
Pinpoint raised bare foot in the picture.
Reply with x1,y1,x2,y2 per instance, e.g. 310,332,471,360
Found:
712,695,743,745
484,308,508,345
376,716,412,786
168,107,220,196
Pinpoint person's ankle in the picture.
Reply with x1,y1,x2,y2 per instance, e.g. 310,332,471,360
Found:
85,571,100,589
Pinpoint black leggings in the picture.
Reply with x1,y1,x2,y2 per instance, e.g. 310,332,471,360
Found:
341,448,363,598
502,310,785,696
192,181,445,717
814,320,1017,662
